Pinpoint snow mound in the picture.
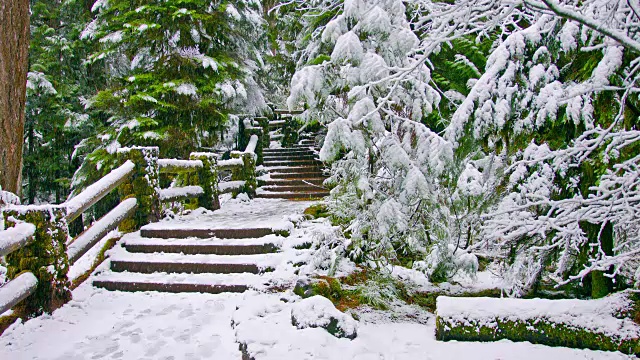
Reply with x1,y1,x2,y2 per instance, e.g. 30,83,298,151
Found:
291,295,358,339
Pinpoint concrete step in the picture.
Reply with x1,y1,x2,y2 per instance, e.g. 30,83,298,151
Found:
262,185,327,193
270,172,327,179
256,192,329,200
124,242,278,255
262,178,326,186
263,154,317,161
140,227,274,239
265,166,323,174
263,159,322,167
93,280,248,294
92,272,271,293
110,259,262,274
263,148,315,155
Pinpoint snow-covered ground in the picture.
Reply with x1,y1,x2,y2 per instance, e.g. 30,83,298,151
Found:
0,196,635,359
0,284,632,359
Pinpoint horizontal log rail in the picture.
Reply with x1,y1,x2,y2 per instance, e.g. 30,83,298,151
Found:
158,159,203,173
0,221,39,315
64,160,135,223
67,198,138,264
158,186,204,202
0,222,36,258
0,272,38,315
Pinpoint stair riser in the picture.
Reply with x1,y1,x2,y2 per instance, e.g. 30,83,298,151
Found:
262,186,326,192
111,260,261,274
256,192,329,200
263,154,317,161
124,243,278,255
93,280,248,294
270,173,326,179
265,167,323,174
140,228,274,239
261,179,326,186
263,149,315,154
264,161,322,167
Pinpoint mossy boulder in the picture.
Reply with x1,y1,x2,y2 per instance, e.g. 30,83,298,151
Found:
291,296,358,339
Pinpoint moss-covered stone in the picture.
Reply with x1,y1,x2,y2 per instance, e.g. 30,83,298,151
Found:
3,206,71,317
190,152,220,211
281,116,303,147
231,151,257,197
304,204,330,219
117,147,160,232
435,301,640,356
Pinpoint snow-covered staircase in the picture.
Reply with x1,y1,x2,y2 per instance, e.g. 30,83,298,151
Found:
257,137,330,200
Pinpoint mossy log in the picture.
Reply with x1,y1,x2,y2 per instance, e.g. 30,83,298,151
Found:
435,294,640,356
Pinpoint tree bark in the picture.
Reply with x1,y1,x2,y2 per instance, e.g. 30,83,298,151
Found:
0,0,30,196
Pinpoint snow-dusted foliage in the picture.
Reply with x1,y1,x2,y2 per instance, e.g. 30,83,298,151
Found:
286,0,640,296
72,0,268,195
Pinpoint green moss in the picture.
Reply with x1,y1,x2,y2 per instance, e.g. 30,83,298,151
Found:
304,204,330,219
190,153,220,210
117,147,161,232
3,207,71,317
231,152,257,197
436,315,640,356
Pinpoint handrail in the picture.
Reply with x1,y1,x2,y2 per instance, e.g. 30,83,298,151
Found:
158,186,204,202
64,160,136,222
0,222,36,257
67,198,138,264
245,135,259,154
0,272,38,315
274,109,304,115
158,159,203,173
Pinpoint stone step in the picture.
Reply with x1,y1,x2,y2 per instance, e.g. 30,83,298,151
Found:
110,259,262,274
270,172,327,179
263,159,322,167
263,148,315,155
261,185,327,193
262,178,326,186
263,154,317,161
265,166,323,174
93,280,248,294
256,192,329,200
140,227,274,239
124,242,278,255
92,272,271,294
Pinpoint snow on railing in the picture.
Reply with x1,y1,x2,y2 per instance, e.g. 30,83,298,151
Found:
0,223,39,315
245,134,259,154
219,181,246,194
218,158,244,169
158,186,204,202
67,198,138,264
158,159,203,173
0,222,36,257
0,272,38,315
65,160,136,222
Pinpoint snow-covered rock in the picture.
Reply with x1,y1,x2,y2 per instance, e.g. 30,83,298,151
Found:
290,295,358,339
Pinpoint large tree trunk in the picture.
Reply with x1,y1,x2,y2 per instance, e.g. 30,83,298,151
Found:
0,0,30,196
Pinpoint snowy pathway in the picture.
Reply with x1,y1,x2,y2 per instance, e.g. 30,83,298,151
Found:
0,197,634,359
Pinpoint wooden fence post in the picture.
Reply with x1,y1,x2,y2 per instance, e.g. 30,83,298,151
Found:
2,206,71,316
231,151,257,197
117,147,160,232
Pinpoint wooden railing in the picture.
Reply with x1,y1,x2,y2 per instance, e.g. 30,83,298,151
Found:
0,134,260,317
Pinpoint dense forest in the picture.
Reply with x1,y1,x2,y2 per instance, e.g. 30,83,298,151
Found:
9,0,640,301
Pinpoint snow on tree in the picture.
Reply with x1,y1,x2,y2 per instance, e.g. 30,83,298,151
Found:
72,0,268,195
